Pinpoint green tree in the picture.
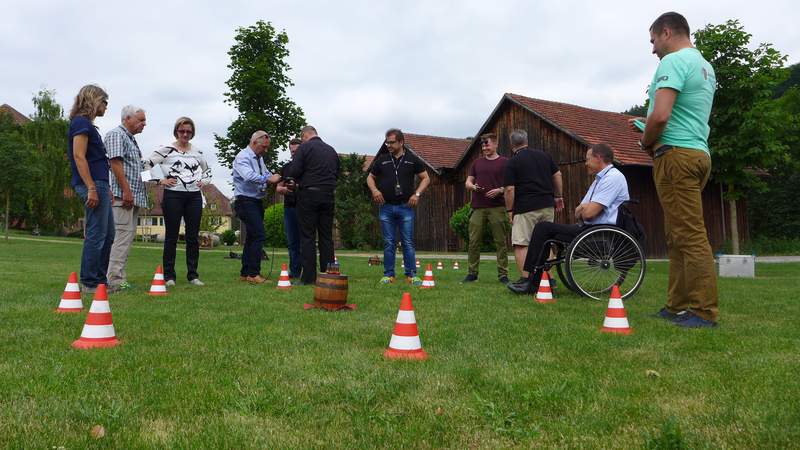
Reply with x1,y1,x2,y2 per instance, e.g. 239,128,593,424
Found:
694,20,789,253
0,113,39,239
215,21,305,172
23,89,82,233
335,154,380,250
622,103,648,117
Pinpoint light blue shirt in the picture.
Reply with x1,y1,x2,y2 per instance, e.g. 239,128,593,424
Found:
232,147,271,199
580,165,629,226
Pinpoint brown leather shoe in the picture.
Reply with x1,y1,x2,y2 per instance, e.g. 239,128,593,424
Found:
239,276,248,282
247,275,268,284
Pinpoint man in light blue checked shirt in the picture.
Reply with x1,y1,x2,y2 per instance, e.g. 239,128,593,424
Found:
232,130,282,283
105,105,148,292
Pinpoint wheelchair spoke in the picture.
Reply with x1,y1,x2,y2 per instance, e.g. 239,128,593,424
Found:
566,227,646,300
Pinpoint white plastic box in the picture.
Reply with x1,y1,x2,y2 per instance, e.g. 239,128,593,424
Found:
718,255,755,278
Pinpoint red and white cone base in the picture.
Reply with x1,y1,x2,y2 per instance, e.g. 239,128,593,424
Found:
601,285,632,335
72,284,119,349
384,292,428,360
56,272,83,313
277,263,292,290
535,271,555,304
420,264,435,289
436,261,444,270
149,265,167,296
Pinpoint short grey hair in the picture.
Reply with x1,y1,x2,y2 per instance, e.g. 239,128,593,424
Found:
510,129,528,147
301,125,318,136
120,105,144,122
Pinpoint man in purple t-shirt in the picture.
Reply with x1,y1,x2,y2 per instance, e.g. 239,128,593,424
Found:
463,133,510,283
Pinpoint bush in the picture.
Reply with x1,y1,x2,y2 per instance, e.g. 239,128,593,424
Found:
263,203,287,248
448,203,496,252
335,153,381,250
220,229,237,246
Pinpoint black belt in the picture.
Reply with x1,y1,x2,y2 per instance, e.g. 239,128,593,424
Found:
302,186,334,192
653,145,674,159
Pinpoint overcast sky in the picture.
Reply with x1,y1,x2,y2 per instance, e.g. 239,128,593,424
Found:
3,1,798,196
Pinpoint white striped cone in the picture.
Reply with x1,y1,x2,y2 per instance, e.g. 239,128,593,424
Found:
535,271,555,304
72,284,119,349
384,292,428,360
415,260,420,269
149,265,167,296
420,264,435,289
601,285,632,335
56,272,83,313
436,261,444,270
452,261,460,270
277,263,292,290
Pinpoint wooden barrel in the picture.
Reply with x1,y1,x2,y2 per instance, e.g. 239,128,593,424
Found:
313,273,349,310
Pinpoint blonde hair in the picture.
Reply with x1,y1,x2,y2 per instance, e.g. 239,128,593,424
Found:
69,84,108,120
173,116,196,139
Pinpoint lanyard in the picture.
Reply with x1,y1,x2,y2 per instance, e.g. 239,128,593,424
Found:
390,152,405,187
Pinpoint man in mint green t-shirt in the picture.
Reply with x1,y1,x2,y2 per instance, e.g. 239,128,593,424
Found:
630,12,719,328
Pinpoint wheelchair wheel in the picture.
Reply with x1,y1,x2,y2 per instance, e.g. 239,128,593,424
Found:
564,226,645,300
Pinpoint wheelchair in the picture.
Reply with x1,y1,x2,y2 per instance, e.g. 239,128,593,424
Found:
540,208,646,300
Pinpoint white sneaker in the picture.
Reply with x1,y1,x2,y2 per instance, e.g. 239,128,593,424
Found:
189,278,205,286
165,279,176,287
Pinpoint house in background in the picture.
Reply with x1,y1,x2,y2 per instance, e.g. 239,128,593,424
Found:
137,184,234,241
450,93,746,257
0,104,30,126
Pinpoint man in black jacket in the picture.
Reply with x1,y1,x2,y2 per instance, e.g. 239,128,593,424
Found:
286,126,340,284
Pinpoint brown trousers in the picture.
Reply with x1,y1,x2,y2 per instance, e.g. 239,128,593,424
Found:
653,147,718,321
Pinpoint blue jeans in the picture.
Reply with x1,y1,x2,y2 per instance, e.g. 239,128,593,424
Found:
379,203,416,278
74,180,115,288
235,196,265,277
283,205,302,278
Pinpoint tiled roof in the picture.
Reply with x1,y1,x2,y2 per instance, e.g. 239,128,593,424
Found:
404,133,471,170
506,94,653,166
145,184,232,216
0,104,31,125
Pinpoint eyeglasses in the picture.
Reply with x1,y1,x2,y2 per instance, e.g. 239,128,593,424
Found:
384,140,398,146
177,130,193,135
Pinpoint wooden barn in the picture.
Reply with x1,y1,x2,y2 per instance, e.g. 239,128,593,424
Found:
443,93,747,257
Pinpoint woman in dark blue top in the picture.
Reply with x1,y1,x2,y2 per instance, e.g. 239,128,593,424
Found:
67,84,115,293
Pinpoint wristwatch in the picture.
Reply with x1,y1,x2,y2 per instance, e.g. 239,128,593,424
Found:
415,192,421,198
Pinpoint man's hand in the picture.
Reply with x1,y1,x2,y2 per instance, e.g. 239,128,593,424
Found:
86,189,99,209
574,204,583,221
122,187,134,209
485,188,503,199
554,197,564,212
407,194,419,207
371,189,385,205
507,212,513,224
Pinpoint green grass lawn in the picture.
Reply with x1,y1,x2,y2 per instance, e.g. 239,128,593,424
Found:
1,237,798,448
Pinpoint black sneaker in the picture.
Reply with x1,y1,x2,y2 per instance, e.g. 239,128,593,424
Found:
654,307,680,321
498,275,510,284
462,274,478,283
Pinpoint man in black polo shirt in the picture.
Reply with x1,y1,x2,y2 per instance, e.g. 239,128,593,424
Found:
277,138,303,279
503,129,563,282
286,126,341,285
367,128,431,286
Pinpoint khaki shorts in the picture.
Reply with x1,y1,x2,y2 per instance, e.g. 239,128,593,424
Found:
511,207,555,246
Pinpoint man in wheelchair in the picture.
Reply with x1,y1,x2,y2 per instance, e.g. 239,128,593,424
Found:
508,143,629,295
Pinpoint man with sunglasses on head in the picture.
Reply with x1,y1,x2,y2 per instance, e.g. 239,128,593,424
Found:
463,133,510,284
367,128,430,286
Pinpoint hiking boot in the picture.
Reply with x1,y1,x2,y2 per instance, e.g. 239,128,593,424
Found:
380,276,395,284
498,275,510,284
462,274,478,283
507,279,534,295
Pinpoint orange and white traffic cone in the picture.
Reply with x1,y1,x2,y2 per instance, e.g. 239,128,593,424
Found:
535,271,556,304
420,264,436,289
384,292,428,360
601,285,632,335
436,261,444,270
148,265,167,296
453,261,460,270
415,260,420,269
277,263,292,290
72,284,119,349
56,272,83,313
